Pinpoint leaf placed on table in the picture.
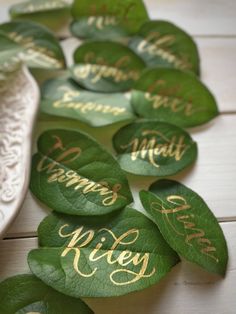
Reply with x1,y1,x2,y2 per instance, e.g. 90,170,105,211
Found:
0,274,93,314
30,129,133,215
71,41,145,92
40,77,136,127
112,120,197,176
131,68,218,127
28,207,180,297
71,0,149,34
129,20,200,75
0,21,66,69
9,0,71,34
140,180,228,276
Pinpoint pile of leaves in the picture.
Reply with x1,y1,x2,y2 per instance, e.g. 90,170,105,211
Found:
0,0,228,313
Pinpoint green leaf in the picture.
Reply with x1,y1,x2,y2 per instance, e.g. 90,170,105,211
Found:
140,180,228,276
131,68,218,128
30,129,133,215
40,77,136,127
0,274,93,314
9,0,71,34
70,17,129,40
112,120,197,176
0,21,66,69
71,41,146,92
71,0,149,34
129,20,200,75
28,207,180,297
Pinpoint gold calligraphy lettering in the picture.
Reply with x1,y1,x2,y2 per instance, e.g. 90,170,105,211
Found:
8,32,63,68
145,92,198,116
151,195,219,262
121,130,189,168
52,86,127,116
37,135,121,206
23,1,66,13
74,52,140,83
59,225,156,286
138,32,192,71
87,16,118,30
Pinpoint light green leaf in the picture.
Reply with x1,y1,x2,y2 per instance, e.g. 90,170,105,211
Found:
131,68,218,127
40,77,136,127
0,274,93,314
112,120,197,176
30,129,133,215
71,0,149,34
70,17,129,40
71,41,146,92
129,20,200,75
28,207,180,297
0,21,66,69
9,0,71,34
140,180,228,276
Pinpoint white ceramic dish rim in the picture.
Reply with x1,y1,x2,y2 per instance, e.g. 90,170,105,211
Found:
0,64,39,238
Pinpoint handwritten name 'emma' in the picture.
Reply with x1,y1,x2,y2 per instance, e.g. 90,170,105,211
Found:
53,87,126,116
59,224,156,286
37,135,121,206
151,195,218,262
137,32,191,70
121,130,189,168
73,52,140,83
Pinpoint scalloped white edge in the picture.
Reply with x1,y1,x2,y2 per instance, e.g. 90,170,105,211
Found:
0,64,39,238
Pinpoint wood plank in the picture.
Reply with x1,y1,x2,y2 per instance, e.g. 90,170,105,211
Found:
0,222,235,314
196,37,236,113
6,114,236,237
147,0,236,36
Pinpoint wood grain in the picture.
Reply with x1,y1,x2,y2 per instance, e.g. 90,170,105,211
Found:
146,0,236,36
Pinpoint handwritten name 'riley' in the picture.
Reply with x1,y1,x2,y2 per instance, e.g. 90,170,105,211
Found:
59,224,156,286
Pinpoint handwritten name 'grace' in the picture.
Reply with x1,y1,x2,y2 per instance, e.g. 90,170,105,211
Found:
151,195,219,262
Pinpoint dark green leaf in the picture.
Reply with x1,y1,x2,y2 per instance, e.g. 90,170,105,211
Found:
129,20,200,75
9,0,71,34
70,17,129,40
140,180,228,276
30,129,133,215
0,21,66,69
0,274,93,314
40,77,136,127
112,120,197,176
28,207,180,297
71,41,146,92
131,68,218,127
71,0,149,34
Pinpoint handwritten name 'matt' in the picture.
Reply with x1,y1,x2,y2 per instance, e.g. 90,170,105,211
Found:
121,130,189,168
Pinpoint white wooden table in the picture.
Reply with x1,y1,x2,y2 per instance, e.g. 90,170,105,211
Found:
1,1,236,313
